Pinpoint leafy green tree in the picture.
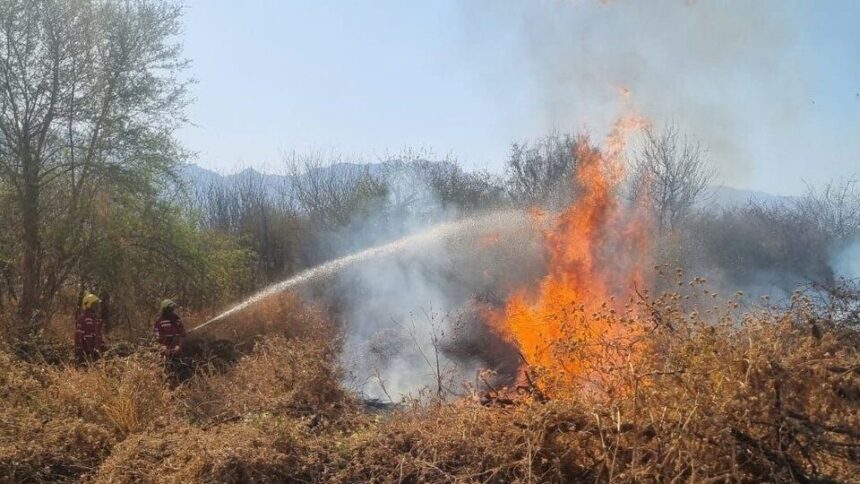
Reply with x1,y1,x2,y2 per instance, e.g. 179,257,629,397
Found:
79,197,256,334
0,0,188,335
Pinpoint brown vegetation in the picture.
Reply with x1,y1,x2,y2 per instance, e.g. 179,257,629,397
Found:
1,281,857,483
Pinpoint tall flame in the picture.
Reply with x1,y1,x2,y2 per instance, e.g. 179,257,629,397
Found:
491,116,651,393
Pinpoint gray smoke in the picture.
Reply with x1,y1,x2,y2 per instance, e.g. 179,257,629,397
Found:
833,239,860,279
331,208,543,400
458,0,807,190
195,1,847,399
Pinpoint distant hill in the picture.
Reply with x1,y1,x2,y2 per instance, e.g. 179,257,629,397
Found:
180,163,384,198
181,163,789,210
704,185,790,210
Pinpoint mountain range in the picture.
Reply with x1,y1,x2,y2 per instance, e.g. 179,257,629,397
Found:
180,163,788,209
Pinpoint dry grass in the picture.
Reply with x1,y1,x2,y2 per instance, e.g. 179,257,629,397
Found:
196,292,335,348
93,421,337,483
42,352,173,436
329,303,860,482
0,284,858,482
332,402,593,482
561,294,860,483
0,408,114,482
0,353,116,481
181,335,357,428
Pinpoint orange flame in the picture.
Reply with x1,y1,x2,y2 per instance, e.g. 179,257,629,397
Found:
491,116,651,393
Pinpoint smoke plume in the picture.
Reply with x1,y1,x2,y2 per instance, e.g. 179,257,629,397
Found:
330,208,543,400
458,0,808,190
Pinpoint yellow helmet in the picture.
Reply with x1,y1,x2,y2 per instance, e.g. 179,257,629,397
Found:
160,299,176,311
82,293,101,310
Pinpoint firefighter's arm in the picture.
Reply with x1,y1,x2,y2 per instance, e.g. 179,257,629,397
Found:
177,318,186,337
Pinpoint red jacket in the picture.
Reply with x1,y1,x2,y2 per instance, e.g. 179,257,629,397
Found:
154,313,185,356
75,309,104,353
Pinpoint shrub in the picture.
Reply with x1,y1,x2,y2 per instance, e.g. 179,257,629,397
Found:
42,352,174,437
2,283,858,482
335,402,590,482
195,293,335,350
94,420,337,483
183,336,355,428
0,350,116,482
0,407,114,482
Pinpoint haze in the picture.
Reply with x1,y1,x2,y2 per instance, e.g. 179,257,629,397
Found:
179,0,860,195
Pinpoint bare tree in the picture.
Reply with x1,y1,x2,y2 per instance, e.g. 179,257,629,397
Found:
378,148,443,223
792,178,860,241
506,132,579,206
285,152,388,231
380,148,506,220
195,170,306,283
631,124,715,231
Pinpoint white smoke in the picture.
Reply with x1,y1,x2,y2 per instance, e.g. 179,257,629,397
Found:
832,239,860,279
332,208,541,400
458,0,809,190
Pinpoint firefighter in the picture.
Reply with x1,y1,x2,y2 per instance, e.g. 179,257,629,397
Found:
154,299,192,381
75,293,105,361
153,299,186,358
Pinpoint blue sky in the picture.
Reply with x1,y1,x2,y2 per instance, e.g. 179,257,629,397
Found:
178,1,860,195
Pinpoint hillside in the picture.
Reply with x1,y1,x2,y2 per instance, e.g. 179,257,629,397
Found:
180,163,386,199
182,163,791,210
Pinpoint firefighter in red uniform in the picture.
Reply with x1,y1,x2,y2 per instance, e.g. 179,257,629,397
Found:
75,293,105,361
154,299,186,357
154,299,190,380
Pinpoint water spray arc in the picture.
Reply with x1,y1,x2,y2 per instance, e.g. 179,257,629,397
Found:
191,211,525,333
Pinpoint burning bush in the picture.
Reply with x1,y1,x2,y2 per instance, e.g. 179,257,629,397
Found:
339,287,860,483
489,117,652,394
